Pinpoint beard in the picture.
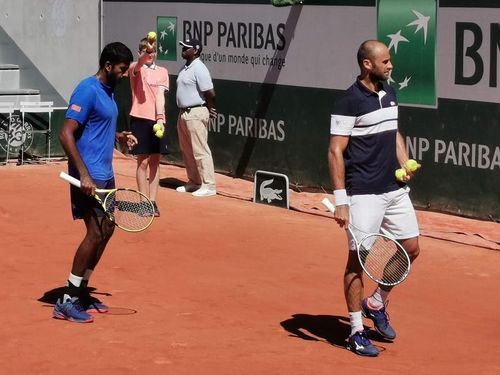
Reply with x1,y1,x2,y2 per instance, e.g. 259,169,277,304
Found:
371,72,387,82
106,70,120,88
371,68,391,82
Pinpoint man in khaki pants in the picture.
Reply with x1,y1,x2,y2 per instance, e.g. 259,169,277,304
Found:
175,38,217,197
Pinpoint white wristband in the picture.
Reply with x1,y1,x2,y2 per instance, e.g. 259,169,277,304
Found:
333,189,349,206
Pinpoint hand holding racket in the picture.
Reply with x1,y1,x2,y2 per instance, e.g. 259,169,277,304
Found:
322,198,411,286
60,171,155,232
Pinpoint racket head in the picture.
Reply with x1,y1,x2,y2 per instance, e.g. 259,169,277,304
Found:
356,232,411,286
102,188,155,232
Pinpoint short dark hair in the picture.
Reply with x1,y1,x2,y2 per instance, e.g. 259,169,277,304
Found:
99,42,133,69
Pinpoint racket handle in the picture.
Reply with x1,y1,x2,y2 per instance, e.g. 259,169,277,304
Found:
59,171,82,188
322,197,336,214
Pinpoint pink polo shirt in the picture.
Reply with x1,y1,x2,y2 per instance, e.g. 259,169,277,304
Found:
129,62,169,121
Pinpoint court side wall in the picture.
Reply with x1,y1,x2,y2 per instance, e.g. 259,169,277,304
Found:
0,0,102,106
40,1,499,221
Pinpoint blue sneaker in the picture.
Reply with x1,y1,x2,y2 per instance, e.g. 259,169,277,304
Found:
53,297,94,323
347,330,379,357
361,298,396,340
81,290,109,313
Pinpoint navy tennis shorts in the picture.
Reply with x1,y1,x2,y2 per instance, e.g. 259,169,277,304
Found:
70,176,115,220
130,116,161,155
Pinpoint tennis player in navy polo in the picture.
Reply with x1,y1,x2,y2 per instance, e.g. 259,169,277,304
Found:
328,40,421,356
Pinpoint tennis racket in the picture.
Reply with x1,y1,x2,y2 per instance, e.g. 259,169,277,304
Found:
322,198,411,286
60,171,155,232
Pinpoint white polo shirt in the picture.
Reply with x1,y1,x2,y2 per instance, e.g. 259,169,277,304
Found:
176,58,214,108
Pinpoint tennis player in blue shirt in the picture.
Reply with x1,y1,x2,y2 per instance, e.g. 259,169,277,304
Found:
54,42,136,323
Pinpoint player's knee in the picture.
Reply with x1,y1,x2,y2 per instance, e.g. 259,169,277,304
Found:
404,240,420,262
399,237,419,260
409,245,420,262
138,159,149,170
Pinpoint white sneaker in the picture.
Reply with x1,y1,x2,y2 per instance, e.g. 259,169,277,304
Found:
192,185,216,197
176,182,200,193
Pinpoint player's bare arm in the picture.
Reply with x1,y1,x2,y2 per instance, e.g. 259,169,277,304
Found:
59,118,95,196
396,131,413,181
328,134,350,227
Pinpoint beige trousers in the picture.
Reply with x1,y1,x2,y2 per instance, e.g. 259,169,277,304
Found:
176,106,216,186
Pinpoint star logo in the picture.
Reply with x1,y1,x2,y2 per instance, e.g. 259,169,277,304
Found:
407,10,430,44
398,76,411,90
387,30,409,54
378,0,437,107
156,16,178,61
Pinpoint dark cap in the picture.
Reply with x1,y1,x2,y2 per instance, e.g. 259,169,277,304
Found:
179,38,203,53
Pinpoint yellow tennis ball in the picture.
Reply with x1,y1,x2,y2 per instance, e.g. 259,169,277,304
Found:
153,123,161,132
147,31,157,42
155,130,164,138
405,159,421,172
395,168,407,182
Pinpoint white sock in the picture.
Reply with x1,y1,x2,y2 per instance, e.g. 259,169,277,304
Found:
368,287,390,310
67,273,83,287
63,273,83,302
349,311,364,336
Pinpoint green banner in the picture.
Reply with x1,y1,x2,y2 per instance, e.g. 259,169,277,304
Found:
377,0,437,107
156,16,178,61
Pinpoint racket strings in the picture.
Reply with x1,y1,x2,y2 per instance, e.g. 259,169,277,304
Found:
105,190,155,231
359,235,410,285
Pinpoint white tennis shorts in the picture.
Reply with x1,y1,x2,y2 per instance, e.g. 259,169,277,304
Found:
347,186,420,251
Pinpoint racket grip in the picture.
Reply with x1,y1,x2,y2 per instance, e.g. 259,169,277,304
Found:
59,171,82,188
322,197,336,213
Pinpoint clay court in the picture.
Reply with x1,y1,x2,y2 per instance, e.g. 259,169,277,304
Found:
1,155,499,374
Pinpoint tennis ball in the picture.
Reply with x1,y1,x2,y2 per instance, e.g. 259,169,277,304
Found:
155,130,164,138
147,31,157,42
395,168,407,182
153,123,162,132
405,159,421,172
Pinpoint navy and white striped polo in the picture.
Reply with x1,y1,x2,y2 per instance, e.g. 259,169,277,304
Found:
330,79,403,195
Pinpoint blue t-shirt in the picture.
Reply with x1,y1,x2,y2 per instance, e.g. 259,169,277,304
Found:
330,79,403,195
66,76,118,180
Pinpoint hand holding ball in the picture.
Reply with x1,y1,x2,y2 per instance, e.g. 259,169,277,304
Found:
395,159,421,182
152,123,164,138
405,159,421,172
145,31,157,53
395,168,407,182
147,31,157,42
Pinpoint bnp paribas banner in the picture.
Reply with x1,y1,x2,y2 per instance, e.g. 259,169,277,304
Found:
105,2,375,90
377,0,437,107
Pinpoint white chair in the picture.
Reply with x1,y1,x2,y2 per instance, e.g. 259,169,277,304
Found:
0,102,15,164
19,101,54,164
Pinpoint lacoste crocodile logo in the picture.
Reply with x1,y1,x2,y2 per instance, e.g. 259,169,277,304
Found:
259,178,283,203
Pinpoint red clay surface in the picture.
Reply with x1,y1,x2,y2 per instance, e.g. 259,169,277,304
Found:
1,155,499,375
